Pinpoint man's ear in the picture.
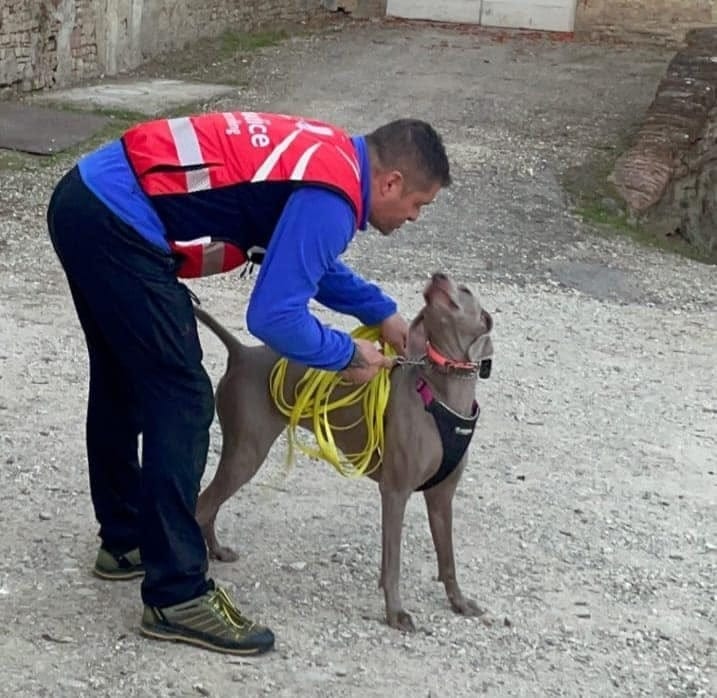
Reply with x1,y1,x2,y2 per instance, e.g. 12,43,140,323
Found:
407,310,426,356
382,169,404,196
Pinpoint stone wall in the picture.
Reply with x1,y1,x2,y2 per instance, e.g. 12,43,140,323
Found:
575,0,717,44
0,0,324,93
610,27,717,256
4,1,717,93
0,0,97,92
322,0,386,18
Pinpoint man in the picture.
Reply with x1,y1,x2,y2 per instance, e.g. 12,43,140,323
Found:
47,111,451,655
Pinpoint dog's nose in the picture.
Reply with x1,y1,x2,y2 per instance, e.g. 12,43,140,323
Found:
432,272,448,282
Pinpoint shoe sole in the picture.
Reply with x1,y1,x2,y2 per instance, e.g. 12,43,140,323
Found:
140,624,274,656
92,567,145,581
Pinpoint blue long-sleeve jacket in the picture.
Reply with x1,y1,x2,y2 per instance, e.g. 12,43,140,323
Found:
77,135,397,370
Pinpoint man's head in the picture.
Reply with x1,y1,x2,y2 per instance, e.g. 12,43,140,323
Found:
365,119,451,235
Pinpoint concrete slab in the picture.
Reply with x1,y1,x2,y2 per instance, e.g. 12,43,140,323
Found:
0,101,110,155
548,260,643,303
32,79,237,116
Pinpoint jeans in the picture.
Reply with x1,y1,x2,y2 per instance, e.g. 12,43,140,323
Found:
47,166,214,607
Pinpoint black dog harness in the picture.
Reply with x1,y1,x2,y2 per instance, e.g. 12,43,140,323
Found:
414,378,480,491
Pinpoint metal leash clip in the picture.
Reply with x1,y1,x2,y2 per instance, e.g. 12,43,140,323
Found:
393,356,426,367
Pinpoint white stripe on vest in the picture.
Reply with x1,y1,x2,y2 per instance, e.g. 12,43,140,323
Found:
251,129,302,183
290,143,321,179
167,117,212,192
165,116,347,191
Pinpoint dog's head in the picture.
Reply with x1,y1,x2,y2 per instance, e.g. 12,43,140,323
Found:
408,272,493,376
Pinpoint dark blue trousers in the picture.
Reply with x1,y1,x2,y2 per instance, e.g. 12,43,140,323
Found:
47,167,213,607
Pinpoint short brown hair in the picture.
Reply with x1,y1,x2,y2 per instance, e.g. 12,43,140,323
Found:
366,119,451,189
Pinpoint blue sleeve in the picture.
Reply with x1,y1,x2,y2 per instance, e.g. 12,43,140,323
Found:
315,258,397,325
246,187,360,370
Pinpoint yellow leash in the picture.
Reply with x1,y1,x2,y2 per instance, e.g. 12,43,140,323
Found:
269,326,396,478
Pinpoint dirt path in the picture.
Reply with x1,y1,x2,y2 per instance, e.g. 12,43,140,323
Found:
1,19,714,698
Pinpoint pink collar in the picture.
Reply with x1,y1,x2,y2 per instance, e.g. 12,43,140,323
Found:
425,340,478,373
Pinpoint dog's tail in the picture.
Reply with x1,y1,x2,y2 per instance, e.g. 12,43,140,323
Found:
193,305,244,354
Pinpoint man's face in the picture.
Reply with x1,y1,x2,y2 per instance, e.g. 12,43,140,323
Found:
368,170,441,235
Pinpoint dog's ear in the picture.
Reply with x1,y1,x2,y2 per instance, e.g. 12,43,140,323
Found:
469,334,493,379
469,309,494,378
469,309,493,359
468,334,493,363
407,310,426,356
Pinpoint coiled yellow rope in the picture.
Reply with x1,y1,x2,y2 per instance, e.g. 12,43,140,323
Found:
269,325,396,479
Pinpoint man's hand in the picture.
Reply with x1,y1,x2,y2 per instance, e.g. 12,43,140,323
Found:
340,338,395,384
379,312,409,357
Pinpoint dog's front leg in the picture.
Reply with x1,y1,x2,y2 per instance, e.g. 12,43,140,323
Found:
423,476,492,626
378,484,414,632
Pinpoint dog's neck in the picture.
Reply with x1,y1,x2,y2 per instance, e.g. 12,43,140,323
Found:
419,361,477,416
405,317,478,415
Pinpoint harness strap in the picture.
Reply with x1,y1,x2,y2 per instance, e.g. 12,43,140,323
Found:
416,378,434,408
415,379,480,492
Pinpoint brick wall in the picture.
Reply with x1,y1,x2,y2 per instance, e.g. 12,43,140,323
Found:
322,0,386,17
0,0,324,93
0,0,96,92
575,0,717,44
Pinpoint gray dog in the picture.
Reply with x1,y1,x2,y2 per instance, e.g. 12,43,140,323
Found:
194,272,494,631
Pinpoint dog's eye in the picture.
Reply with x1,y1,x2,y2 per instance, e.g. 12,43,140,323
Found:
458,285,473,296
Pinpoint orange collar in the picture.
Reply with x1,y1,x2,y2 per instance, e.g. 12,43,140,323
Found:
425,341,478,373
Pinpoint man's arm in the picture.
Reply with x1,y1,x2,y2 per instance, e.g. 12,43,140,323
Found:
246,187,364,371
315,258,397,326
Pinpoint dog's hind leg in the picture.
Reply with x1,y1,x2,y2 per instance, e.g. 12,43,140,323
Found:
197,411,285,562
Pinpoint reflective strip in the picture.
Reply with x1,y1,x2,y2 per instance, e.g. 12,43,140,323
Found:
251,129,302,182
186,169,212,192
167,117,211,192
337,147,360,181
167,117,203,163
296,119,334,137
172,236,212,247
201,242,227,276
290,143,321,179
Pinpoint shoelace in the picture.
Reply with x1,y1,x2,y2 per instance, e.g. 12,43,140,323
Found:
210,587,255,632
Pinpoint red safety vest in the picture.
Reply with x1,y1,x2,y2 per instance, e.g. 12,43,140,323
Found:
122,112,364,277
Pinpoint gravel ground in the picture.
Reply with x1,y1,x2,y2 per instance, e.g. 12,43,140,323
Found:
1,18,715,698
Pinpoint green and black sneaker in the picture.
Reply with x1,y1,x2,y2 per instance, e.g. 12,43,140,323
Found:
140,585,275,655
93,546,144,580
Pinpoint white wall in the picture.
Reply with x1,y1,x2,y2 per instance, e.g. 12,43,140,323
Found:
386,0,577,32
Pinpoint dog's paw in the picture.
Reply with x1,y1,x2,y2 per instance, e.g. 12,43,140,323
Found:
450,596,493,626
210,545,239,562
387,609,416,633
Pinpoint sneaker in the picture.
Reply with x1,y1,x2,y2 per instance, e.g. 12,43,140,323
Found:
93,546,144,580
140,585,275,655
